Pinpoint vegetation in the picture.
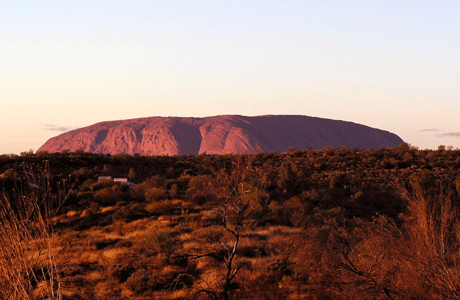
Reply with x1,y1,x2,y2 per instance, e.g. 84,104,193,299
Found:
1,143,460,299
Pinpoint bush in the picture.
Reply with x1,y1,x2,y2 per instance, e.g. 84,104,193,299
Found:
140,230,177,255
91,238,121,250
112,203,147,222
109,260,136,283
283,196,306,227
146,200,175,216
145,187,167,202
125,269,153,293
196,227,225,242
94,186,124,205
185,175,217,204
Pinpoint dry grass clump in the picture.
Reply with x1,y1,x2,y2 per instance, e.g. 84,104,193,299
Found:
0,192,63,299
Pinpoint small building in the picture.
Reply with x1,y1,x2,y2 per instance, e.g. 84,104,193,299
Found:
114,178,128,184
114,178,136,186
97,176,136,185
97,176,112,183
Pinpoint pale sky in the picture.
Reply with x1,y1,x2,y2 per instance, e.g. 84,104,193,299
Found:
1,1,459,154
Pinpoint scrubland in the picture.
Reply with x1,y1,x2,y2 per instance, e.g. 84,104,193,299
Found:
2,144,460,299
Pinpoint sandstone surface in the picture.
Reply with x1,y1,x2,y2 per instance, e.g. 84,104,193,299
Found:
38,115,404,155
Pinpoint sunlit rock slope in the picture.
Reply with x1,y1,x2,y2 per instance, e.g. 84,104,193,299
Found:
38,115,404,155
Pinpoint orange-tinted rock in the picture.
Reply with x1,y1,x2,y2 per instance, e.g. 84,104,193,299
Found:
38,115,404,155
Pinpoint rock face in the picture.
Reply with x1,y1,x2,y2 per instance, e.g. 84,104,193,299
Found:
38,115,404,155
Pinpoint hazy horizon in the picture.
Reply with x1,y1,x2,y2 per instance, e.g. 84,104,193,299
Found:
1,1,459,154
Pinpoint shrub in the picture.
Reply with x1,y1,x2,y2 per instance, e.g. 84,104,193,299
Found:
283,196,305,227
112,203,147,222
146,200,175,216
145,187,167,202
126,269,154,293
129,183,148,201
92,238,121,250
196,227,225,242
109,261,136,283
94,186,124,205
112,203,146,222
0,166,66,300
185,175,217,204
140,229,178,255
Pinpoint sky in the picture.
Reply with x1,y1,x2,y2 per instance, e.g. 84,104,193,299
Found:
1,1,459,154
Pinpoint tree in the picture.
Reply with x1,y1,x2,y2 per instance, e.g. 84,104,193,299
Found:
214,155,268,299
128,167,136,182
397,189,460,299
177,155,266,300
102,164,112,175
456,176,460,197
326,216,399,299
277,162,296,196
409,169,436,195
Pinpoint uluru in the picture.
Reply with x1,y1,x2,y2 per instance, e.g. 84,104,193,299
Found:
38,115,404,156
